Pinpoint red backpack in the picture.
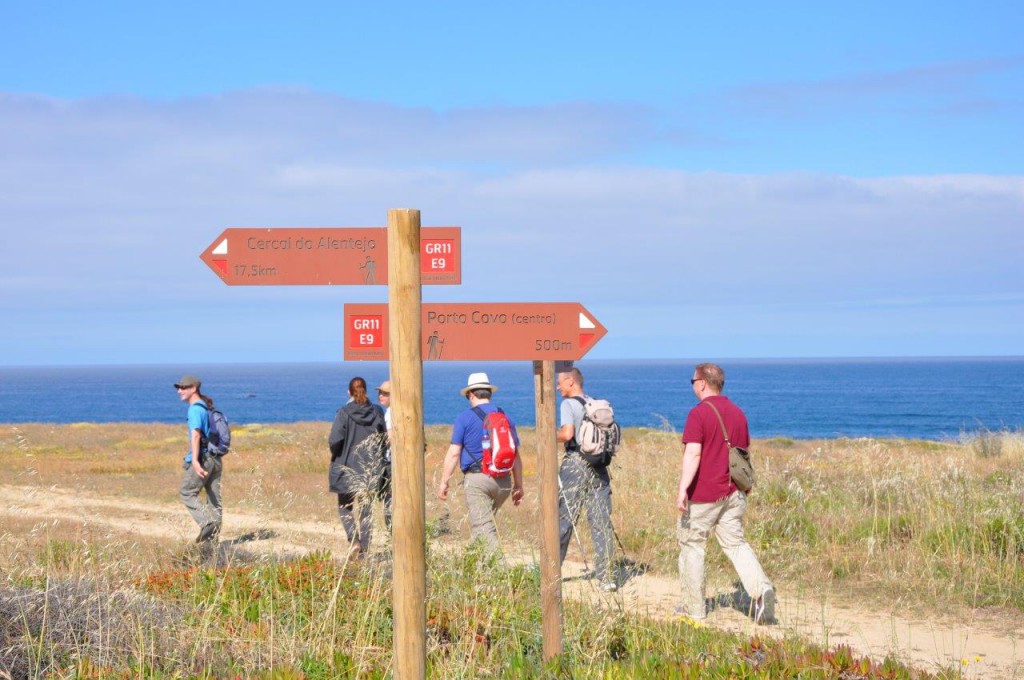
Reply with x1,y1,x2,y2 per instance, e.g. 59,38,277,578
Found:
473,407,517,477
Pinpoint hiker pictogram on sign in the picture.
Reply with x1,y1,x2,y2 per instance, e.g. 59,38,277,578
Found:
426,330,445,359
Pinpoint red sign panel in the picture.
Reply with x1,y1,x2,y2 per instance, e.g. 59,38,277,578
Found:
199,227,461,285
344,303,607,361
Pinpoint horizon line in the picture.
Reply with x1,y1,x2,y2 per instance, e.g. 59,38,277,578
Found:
3,354,1024,370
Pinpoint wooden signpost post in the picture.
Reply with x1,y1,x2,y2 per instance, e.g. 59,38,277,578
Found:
386,210,427,680
534,358,561,660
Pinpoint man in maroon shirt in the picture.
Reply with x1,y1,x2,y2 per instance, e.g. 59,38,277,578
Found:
676,363,775,624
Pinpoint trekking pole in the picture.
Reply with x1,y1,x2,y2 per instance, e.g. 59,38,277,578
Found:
609,523,634,565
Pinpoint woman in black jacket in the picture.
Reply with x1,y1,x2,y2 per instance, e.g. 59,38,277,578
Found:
328,376,387,556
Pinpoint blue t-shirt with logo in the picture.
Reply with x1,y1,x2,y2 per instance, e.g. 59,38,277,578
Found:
451,403,520,472
184,402,210,464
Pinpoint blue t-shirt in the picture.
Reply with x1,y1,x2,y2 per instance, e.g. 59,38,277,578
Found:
184,402,210,464
451,403,520,472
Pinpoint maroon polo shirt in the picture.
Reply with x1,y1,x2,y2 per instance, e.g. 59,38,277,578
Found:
681,395,750,503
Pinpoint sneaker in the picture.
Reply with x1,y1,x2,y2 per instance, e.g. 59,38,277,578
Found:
195,523,219,544
599,580,618,593
753,588,776,625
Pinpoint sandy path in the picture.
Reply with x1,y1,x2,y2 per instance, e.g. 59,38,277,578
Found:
2,484,1020,679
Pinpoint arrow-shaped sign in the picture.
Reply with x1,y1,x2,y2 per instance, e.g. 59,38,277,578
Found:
344,303,607,361
199,227,461,285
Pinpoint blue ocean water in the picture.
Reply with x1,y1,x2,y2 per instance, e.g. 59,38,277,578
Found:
1,358,1022,440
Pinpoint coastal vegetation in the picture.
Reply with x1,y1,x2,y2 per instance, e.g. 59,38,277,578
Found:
1,423,1021,677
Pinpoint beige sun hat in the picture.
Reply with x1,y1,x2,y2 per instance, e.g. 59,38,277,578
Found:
377,380,391,393
460,372,498,397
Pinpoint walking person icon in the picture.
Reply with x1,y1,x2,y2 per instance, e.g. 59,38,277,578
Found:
427,330,445,360
359,256,377,284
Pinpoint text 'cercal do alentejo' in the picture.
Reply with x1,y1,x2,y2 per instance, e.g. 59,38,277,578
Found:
246,236,377,252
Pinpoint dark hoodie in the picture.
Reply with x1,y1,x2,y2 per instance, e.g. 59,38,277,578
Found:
328,400,386,495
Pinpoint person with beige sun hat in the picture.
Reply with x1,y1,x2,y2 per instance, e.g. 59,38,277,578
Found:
438,372,524,555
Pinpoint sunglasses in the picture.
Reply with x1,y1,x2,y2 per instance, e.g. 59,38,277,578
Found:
175,385,195,390
690,378,704,385
378,391,390,397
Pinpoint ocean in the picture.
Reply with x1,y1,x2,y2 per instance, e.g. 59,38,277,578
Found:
1,358,1022,440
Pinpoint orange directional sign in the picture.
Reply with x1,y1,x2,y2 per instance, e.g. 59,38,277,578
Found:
199,227,461,285
344,303,607,361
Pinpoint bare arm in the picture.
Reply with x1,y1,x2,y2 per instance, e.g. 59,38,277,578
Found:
191,428,207,478
676,442,702,512
510,454,524,506
556,423,575,443
437,443,462,500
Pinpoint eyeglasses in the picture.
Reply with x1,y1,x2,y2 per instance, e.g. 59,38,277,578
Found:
690,378,704,385
378,391,390,397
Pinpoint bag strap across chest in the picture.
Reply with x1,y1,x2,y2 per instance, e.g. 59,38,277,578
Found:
703,400,733,448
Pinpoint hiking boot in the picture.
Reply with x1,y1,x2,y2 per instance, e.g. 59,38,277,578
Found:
195,523,220,544
753,587,776,625
599,580,618,593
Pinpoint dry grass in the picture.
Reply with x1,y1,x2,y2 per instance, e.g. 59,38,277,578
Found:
3,422,1023,618
5,422,1015,676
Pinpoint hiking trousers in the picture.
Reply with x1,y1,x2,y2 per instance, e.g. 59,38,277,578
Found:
463,471,512,554
377,465,393,533
677,489,773,620
337,491,374,554
557,454,614,582
180,455,223,532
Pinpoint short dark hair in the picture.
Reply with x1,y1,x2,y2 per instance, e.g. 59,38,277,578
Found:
568,367,584,387
469,388,492,400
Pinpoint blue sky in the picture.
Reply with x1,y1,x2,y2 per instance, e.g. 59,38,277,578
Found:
1,1,1022,364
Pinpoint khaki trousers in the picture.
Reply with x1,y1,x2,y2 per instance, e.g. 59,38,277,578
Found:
180,455,223,531
677,489,772,619
463,471,512,554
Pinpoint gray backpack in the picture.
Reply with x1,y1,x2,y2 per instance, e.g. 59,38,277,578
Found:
573,396,622,466
198,403,232,456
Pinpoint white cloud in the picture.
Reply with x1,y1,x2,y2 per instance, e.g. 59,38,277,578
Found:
0,89,1021,363
722,56,1024,117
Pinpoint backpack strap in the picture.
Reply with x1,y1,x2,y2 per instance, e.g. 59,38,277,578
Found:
471,406,505,422
189,401,212,451
703,400,733,448
467,406,500,471
564,396,588,452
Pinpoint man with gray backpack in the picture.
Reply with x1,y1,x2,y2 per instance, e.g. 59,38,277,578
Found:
555,367,621,592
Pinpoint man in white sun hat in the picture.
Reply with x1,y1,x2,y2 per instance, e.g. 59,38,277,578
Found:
438,372,524,555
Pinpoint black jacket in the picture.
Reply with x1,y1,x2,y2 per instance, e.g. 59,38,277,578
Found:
328,401,386,495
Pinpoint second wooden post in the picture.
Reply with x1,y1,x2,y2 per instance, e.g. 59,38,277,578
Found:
534,359,562,659
389,208,426,680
